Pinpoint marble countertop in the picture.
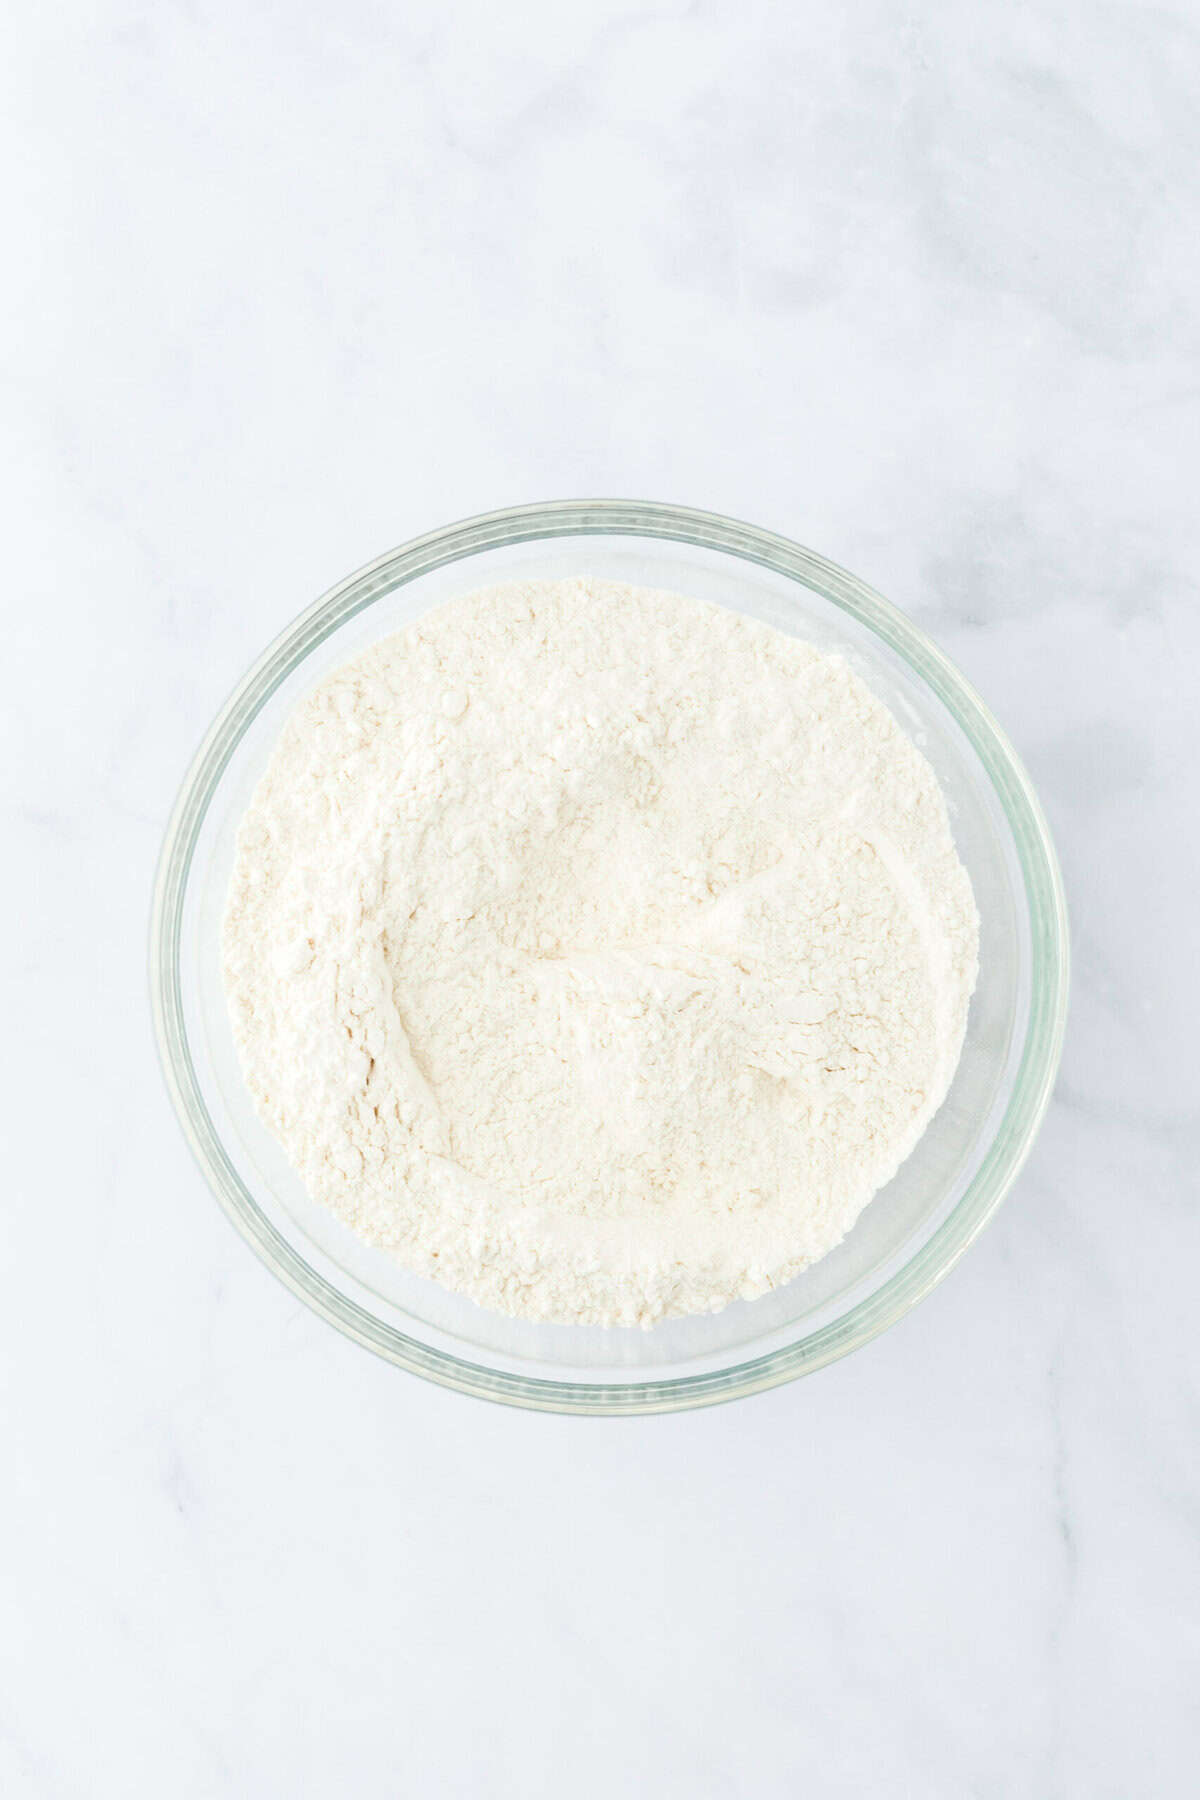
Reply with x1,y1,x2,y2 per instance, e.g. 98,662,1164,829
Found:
5,2,1198,1794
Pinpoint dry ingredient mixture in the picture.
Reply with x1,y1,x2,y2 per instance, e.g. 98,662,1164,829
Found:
224,579,979,1326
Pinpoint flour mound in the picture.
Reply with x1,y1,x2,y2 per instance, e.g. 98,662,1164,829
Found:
223,579,979,1326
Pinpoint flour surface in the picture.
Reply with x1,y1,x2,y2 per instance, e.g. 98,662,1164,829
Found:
224,579,978,1326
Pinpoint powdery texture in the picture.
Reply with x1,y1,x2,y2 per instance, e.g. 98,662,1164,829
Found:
224,579,979,1326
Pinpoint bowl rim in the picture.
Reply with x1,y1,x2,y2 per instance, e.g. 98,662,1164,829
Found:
150,499,1070,1414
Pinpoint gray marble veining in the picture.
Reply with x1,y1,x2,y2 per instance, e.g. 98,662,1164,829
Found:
3,1,1198,1795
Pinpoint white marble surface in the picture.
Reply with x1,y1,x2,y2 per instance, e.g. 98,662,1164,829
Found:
5,2,1199,1794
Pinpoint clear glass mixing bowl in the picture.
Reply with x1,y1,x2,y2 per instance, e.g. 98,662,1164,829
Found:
151,501,1069,1413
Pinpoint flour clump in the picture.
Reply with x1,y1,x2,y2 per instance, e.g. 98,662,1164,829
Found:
224,579,979,1326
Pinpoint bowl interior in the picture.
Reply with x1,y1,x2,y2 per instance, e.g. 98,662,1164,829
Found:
163,510,1048,1404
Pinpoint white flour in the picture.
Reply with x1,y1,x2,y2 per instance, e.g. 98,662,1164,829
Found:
224,579,978,1326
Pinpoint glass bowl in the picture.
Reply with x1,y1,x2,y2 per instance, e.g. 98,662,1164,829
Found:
151,501,1068,1413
